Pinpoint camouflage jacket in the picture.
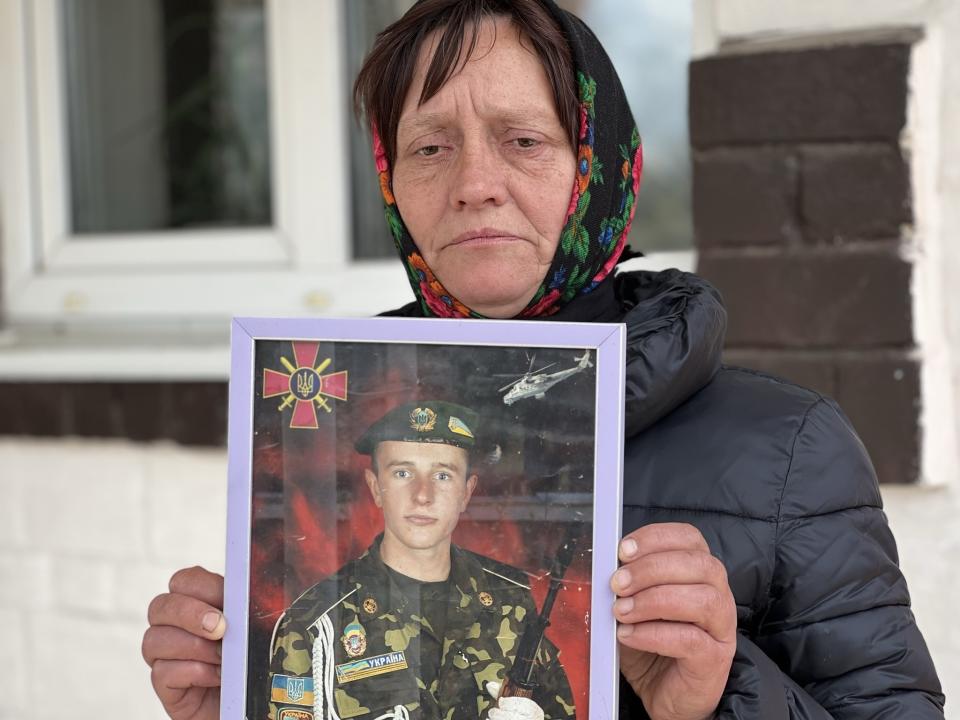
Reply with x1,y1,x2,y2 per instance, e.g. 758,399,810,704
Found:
268,538,575,720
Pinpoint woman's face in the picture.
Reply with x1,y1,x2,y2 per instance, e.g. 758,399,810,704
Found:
392,17,577,318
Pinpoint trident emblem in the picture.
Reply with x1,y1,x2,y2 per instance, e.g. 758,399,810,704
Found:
287,677,305,702
296,371,314,398
262,342,348,429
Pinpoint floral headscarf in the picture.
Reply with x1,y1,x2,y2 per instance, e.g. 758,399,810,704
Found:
374,0,642,318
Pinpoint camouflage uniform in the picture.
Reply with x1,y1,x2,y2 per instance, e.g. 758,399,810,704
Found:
268,536,575,720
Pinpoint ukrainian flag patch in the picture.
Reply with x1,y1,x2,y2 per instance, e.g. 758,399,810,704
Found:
448,416,474,438
271,674,314,706
336,651,408,684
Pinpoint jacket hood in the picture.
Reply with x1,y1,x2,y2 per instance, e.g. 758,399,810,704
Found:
616,269,727,437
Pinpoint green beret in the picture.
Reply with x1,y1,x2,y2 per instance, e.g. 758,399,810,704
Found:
355,400,478,455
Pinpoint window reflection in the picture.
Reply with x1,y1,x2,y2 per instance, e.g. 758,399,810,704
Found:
346,0,418,260
573,0,692,251
62,0,272,234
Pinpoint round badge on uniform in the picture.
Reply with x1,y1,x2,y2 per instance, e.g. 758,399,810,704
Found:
478,591,494,607
362,597,378,615
341,619,367,658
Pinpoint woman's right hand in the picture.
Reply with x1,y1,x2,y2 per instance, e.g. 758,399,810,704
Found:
143,566,226,720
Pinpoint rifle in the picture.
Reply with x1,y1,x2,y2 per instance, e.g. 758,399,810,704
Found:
498,524,580,701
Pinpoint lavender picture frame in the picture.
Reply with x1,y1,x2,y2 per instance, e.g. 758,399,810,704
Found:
222,316,625,720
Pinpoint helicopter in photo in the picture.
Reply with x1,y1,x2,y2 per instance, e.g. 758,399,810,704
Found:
498,351,594,405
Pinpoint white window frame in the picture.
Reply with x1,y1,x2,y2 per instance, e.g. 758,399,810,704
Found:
0,0,411,314
0,0,693,380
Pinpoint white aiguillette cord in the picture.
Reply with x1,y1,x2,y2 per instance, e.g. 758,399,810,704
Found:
313,615,340,720
312,615,410,720
374,705,411,720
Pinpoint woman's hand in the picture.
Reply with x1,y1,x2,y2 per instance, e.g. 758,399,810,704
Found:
612,523,736,720
142,566,226,720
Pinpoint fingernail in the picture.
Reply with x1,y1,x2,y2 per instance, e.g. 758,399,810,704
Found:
617,624,633,639
620,538,637,557
613,568,631,590
614,597,633,615
202,611,222,632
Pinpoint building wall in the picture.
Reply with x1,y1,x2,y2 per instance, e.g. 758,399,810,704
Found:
0,439,227,720
691,36,921,485
693,0,960,708
1,2,957,720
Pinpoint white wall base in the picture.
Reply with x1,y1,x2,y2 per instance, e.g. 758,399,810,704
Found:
0,438,226,720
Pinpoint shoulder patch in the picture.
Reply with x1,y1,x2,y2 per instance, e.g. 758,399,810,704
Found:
271,674,314,706
279,709,313,720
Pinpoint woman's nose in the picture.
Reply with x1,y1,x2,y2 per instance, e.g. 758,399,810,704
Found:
450,139,507,209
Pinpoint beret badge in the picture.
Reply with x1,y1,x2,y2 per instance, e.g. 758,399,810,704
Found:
409,407,438,432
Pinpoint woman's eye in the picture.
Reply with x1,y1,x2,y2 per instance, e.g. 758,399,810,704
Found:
417,145,441,157
515,137,539,149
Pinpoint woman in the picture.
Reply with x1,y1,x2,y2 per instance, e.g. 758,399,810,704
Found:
142,1,945,719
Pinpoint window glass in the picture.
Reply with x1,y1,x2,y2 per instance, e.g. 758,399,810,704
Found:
346,0,692,258
346,0,417,260
62,0,272,234
570,0,693,251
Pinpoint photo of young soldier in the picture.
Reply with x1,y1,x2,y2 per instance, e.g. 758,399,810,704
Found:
244,338,600,720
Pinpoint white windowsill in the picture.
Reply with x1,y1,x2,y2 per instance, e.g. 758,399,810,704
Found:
0,250,697,381
0,333,230,381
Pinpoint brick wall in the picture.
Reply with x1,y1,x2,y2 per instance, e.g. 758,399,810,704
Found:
690,40,920,484
0,382,228,445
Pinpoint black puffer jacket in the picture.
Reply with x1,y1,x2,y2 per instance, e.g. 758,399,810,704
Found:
386,268,946,718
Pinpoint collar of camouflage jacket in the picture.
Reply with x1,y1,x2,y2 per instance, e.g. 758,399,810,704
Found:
352,536,509,631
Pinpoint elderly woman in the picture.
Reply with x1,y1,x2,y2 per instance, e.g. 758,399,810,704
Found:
142,1,944,719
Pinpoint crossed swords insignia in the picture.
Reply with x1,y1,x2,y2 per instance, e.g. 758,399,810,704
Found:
262,341,348,429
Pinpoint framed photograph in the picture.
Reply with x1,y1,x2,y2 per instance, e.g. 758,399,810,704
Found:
222,317,625,720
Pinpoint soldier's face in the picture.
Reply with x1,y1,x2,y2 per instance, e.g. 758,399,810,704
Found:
365,441,477,554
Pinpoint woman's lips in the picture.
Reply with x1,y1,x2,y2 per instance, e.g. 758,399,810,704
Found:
449,228,523,247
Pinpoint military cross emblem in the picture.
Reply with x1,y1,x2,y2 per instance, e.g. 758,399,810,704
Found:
262,341,348,429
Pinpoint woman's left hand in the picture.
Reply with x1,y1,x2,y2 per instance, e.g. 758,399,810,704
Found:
612,523,736,720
